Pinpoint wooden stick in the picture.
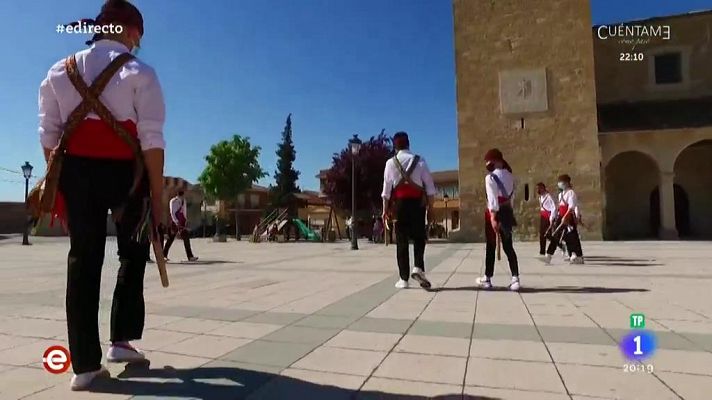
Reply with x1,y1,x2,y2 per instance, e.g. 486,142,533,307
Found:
151,224,169,288
496,232,502,261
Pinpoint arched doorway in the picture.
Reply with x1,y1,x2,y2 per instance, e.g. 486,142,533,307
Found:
604,151,660,239
649,184,690,237
674,140,712,239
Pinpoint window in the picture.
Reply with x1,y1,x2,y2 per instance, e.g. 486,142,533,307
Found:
250,194,260,208
654,53,682,84
237,194,245,207
524,184,530,201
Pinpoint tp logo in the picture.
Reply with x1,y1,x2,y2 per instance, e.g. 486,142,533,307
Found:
42,346,71,374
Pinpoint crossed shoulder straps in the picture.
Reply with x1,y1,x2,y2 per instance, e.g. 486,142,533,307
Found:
393,154,422,187
489,173,513,200
64,53,145,195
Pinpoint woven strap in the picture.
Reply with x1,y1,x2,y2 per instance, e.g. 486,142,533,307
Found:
393,155,423,189
65,53,145,194
59,53,136,153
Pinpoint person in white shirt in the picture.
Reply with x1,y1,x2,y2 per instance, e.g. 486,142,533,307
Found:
163,191,198,261
382,132,437,290
536,183,557,255
476,149,520,291
544,174,585,264
36,0,165,390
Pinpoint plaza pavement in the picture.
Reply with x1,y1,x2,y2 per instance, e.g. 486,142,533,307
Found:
0,236,711,399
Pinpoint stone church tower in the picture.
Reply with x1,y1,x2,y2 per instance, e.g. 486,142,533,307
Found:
452,0,603,241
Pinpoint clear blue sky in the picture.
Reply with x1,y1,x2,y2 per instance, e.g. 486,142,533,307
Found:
0,0,709,201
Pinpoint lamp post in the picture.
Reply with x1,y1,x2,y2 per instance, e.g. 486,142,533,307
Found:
443,193,449,238
201,199,207,238
21,162,33,246
349,134,362,250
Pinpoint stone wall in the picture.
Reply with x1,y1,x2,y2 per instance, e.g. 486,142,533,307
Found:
594,11,712,104
452,0,603,241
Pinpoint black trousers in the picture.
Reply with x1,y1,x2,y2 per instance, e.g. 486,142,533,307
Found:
60,156,149,374
547,220,583,257
163,222,194,259
394,198,426,281
484,206,519,278
539,216,550,255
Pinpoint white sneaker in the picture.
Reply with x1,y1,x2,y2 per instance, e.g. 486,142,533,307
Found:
563,254,570,261
509,276,521,291
106,343,146,363
476,276,492,289
70,366,110,391
410,267,432,289
543,254,552,265
188,256,199,262
570,255,584,265
395,279,409,289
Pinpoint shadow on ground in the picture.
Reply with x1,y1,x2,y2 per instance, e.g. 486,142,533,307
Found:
87,362,498,400
430,286,649,294
580,255,663,267
169,260,241,265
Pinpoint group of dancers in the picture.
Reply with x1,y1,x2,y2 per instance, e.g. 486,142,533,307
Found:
381,139,586,293
32,0,588,391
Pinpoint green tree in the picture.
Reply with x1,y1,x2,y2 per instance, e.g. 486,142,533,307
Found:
198,135,266,237
270,113,301,214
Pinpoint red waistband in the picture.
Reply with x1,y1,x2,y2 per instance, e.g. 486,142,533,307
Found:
541,210,551,219
65,119,138,160
559,204,569,216
393,184,423,199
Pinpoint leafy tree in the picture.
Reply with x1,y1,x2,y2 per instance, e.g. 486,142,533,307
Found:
198,135,266,235
323,130,393,215
270,114,301,215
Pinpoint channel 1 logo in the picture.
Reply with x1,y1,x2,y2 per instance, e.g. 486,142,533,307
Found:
42,345,71,374
620,313,657,361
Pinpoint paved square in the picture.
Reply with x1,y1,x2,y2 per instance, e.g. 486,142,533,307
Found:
0,237,711,399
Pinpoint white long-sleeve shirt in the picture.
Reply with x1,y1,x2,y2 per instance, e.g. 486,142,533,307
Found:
38,39,165,151
169,196,187,224
485,168,515,212
381,150,437,200
559,189,581,219
540,192,557,222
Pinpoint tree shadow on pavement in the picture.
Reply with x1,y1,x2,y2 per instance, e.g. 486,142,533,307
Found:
87,362,499,400
429,286,649,294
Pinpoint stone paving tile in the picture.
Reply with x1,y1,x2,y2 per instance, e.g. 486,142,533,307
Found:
166,334,253,359
394,334,470,357
0,339,59,367
137,328,197,351
248,368,365,400
220,340,315,367
259,326,340,345
409,320,473,339
539,325,616,346
652,349,712,375
349,317,413,335
241,312,306,325
358,377,462,399
194,307,259,322
677,331,712,352
208,321,284,339
558,364,680,399
0,366,68,399
546,343,625,367
0,333,39,352
374,353,467,385
160,317,232,335
464,386,571,400
469,339,551,362
324,330,402,352
657,371,712,400
293,314,360,329
0,317,66,339
465,358,566,394
473,323,540,342
292,347,388,376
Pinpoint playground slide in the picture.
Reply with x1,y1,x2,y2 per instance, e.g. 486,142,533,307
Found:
292,219,320,241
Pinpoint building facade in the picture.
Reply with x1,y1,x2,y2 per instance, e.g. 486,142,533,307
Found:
452,0,712,241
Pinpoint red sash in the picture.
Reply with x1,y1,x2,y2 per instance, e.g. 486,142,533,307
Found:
66,119,138,160
541,210,551,219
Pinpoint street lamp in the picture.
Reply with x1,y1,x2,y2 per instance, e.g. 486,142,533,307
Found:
349,134,362,250
21,162,33,246
443,193,450,238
